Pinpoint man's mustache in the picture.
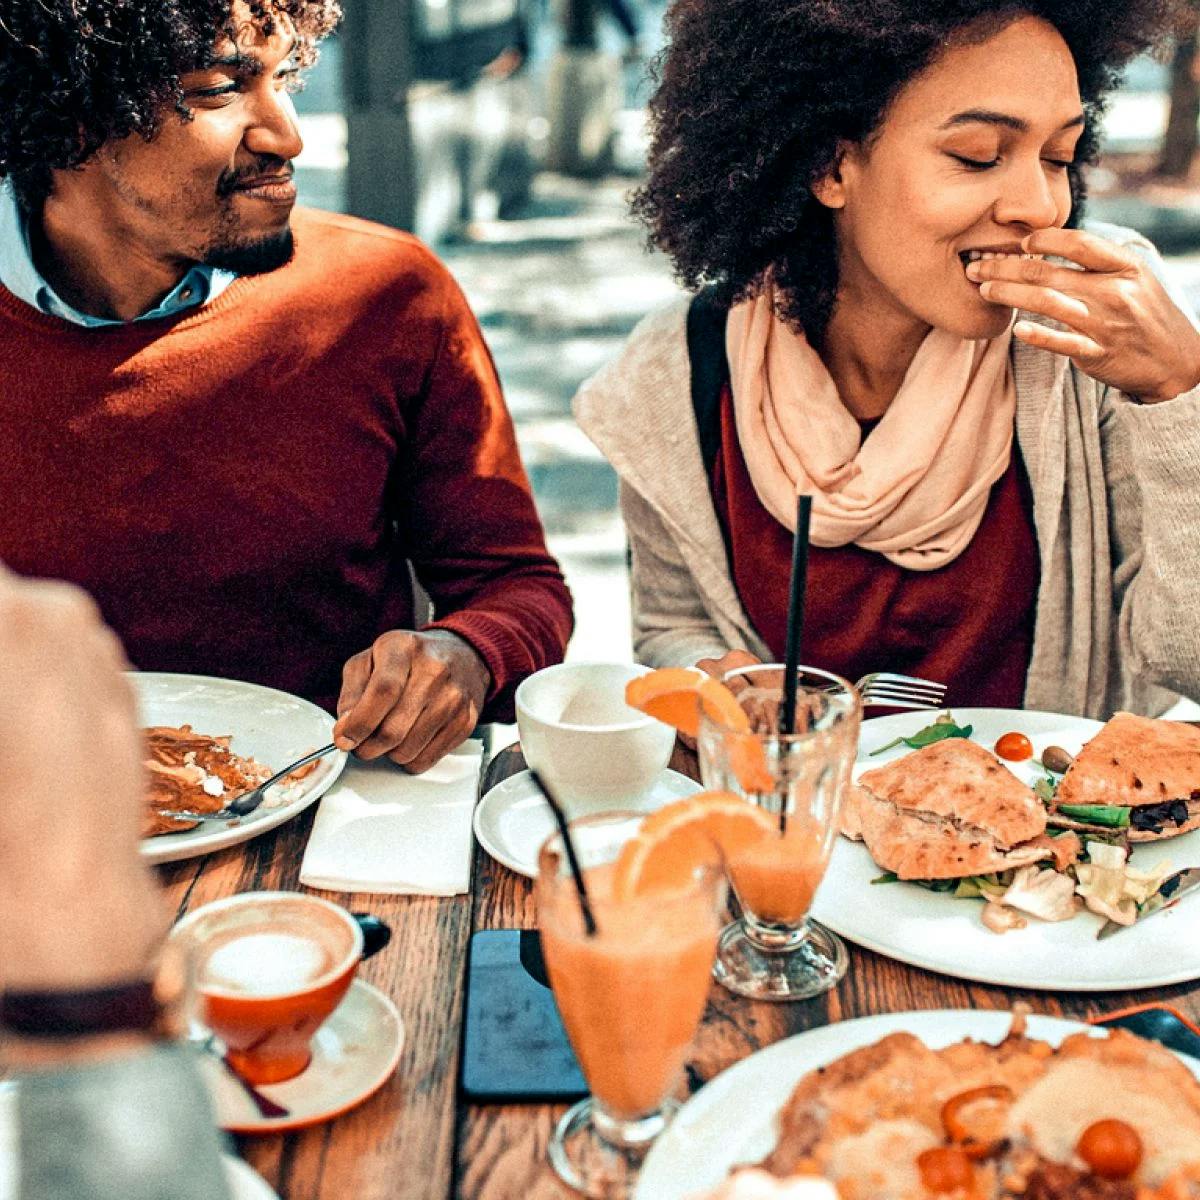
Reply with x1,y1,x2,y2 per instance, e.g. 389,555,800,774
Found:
217,159,295,197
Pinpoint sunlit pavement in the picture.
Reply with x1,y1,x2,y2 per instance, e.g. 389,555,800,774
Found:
440,173,680,664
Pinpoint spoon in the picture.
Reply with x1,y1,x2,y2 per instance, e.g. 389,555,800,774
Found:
194,1035,290,1118
157,742,339,824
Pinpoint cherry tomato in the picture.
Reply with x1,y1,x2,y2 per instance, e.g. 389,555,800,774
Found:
917,1146,975,1192
940,1084,1014,1158
1076,1119,1143,1180
994,732,1033,762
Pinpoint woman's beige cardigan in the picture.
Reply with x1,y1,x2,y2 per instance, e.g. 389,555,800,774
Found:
575,225,1200,720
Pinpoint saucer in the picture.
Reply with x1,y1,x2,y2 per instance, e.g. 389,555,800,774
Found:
202,978,404,1135
473,767,703,878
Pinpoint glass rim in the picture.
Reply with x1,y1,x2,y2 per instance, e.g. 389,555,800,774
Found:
700,662,862,736
535,809,724,906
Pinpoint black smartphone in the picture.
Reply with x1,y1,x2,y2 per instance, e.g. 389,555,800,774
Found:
1090,1004,1200,1060
459,928,587,1102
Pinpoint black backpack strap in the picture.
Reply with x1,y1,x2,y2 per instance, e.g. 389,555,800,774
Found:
686,287,731,482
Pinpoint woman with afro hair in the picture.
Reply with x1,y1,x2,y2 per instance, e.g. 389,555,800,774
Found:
576,0,1200,718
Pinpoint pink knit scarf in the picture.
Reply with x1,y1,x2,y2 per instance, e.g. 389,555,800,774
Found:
725,282,1016,571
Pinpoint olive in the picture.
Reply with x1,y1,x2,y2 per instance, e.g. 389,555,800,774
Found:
1041,745,1075,775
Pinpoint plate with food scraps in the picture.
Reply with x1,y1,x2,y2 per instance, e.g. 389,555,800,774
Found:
134,673,347,866
635,1008,1200,1200
809,708,1200,990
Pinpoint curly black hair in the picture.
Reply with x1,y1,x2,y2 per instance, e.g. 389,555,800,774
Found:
633,0,1189,336
0,0,341,208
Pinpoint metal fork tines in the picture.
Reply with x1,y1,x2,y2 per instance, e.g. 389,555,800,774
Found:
157,741,338,824
856,672,947,711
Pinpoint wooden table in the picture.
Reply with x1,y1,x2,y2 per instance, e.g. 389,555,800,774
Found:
159,743,1200,1200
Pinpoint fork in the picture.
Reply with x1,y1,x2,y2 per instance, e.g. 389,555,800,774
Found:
157,741,338,824
854,672,946,711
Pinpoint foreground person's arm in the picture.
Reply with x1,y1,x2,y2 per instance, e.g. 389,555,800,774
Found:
14,1049,230,1200
0,568,230,1200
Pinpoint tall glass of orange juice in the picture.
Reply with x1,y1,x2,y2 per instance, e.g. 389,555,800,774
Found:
697,665,860,1002
536,811,725,1198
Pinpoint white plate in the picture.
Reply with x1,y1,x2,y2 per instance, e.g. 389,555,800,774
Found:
202,978,405,1135
135,673,347,865
636,1008,1200,1199
473,767,704,878
0,1082,277,1200
809,708,1200,990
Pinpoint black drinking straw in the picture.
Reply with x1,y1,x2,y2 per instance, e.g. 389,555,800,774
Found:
781,493,813,735
779,494,813,831
530,770,598,937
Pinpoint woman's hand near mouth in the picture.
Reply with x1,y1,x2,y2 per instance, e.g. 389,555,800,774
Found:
965,226,1200,403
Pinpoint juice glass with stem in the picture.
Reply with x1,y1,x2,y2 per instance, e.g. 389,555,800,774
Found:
696,664,860,1002
536,811,726,1199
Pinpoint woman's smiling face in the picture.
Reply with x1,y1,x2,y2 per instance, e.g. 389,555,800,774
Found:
818,14,1085,341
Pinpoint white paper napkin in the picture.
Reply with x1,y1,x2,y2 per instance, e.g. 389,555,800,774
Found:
299,739,484,895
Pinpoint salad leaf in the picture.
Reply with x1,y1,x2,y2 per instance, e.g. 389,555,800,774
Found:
1033,773,1058,806
870,712,974,756
1085,842,1128,870
1056,803,1131,829
1076,840,1172,928
911,875,1001,895
997,866,1079,921
870,872,899,885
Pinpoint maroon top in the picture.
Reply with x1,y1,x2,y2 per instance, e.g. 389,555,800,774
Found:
0,208,572,720
711,384,1039,706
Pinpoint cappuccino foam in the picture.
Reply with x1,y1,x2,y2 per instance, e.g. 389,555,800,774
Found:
201,931,333,996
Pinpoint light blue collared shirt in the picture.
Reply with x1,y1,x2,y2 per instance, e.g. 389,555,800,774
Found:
0,181,237,326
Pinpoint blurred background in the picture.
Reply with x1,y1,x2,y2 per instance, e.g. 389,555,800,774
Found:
293,1,1200,664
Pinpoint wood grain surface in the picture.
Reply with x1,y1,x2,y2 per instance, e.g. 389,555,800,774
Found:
159,802,473,1200
158,741,1200,1200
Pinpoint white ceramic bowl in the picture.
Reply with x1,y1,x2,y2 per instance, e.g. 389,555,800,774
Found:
515,662,676,817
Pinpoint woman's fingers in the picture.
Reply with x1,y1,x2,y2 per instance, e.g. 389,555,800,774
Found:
1012,319,1104,359
976,278,1091,328
1020,227,1134,273
965,253,1091,298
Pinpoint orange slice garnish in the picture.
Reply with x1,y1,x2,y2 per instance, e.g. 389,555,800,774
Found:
728,732,775,794
612,790,776,897
625,668,749,739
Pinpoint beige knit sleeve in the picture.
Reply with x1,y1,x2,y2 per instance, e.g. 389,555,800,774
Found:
1096,231,1200,705
621,480,732,668
1104,380,1200,706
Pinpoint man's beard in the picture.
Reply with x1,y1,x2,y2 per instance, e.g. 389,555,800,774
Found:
201,227,295,275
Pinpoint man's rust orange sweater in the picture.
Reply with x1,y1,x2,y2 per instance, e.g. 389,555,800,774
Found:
0,207,572,718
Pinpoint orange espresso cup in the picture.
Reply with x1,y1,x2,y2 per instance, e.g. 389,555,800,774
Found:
171,892,389,1085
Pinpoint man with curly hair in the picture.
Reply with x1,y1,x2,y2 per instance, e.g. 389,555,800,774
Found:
0,0,572,772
